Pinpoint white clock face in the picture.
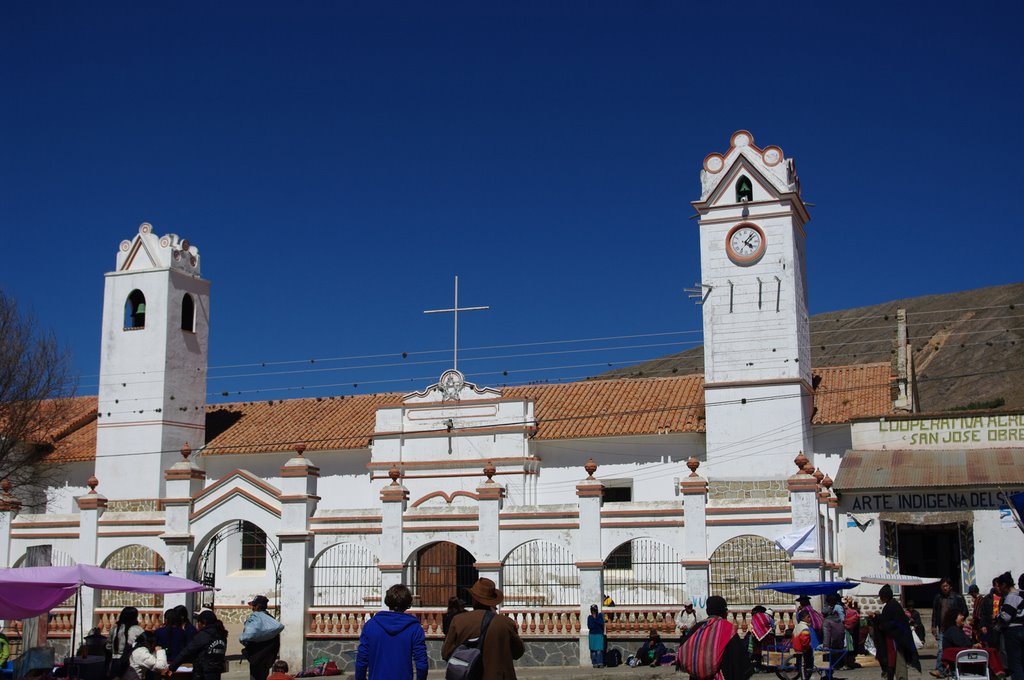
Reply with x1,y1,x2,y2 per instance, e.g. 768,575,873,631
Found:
725,223,766,265
730,227,761,255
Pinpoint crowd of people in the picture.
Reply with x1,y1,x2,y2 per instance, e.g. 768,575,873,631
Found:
70,568,1024,680
578,570,1023,680
73,593,285,680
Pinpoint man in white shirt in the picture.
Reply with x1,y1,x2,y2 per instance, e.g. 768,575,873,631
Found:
676,602,702,642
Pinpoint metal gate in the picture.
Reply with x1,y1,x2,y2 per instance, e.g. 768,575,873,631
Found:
311,543,380,606
502,540,579,606
603,538,685,605
193,521,282,611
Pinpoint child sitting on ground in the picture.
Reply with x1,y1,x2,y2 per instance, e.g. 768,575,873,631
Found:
267,660,293,680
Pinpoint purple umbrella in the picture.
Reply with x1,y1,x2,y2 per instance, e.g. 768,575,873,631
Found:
0,564,212,653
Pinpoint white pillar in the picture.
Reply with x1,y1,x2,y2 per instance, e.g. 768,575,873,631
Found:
379,467,408,602
680,457,710,607
788,453,823,584
277,445,320,672
162,445,206,611
76,476,107,641
0,480,22,568
575,459,603,667
474,464,504,585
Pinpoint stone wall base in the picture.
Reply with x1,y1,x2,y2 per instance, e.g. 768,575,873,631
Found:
306,638,581,670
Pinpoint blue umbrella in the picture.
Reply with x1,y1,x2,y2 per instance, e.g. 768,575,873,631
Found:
753,581,859,596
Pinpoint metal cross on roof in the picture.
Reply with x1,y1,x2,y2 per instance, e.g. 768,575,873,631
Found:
424,275,489,371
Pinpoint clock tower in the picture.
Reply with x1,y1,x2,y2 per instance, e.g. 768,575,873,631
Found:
692,131,814,478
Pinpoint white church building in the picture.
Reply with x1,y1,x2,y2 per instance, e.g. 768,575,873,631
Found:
2,131,1021,668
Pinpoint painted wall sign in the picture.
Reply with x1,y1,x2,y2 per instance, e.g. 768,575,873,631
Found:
843,489,1021,513
853,414,1024,449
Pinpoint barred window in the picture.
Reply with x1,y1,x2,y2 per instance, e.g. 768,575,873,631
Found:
241,521,267,571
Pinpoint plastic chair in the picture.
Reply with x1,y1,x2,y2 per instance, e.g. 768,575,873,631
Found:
954,649,989,680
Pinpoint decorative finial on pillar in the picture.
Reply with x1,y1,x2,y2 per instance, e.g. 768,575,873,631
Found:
686,456,700,477
483,461,496,482
388,465,401,486
180,443,191,460
294,443,306,457
813,468,824,483
0,479,11,495
802,462,815,476
794,451,808,472
87,475,99,494
584,458,597,480
822,474,833,490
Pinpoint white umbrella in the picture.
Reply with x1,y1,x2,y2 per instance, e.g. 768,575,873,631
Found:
858,573,940,586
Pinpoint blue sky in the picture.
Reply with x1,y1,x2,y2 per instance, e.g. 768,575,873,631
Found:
2,1,1021,402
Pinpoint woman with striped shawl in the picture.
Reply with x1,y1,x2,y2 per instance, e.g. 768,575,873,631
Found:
680,596,754,680
749,606,776,671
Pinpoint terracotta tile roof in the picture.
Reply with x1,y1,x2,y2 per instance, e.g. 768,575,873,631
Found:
834,449,1024,490
204,393,400,455
38,396,100,463
812,363,894,424
38,365,894,462
505,375,706,439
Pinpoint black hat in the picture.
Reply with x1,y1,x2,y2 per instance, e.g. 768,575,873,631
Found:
878,585,894,599
795,595,811,604
249,595,270,608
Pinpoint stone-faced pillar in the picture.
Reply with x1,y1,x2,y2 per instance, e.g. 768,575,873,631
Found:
474,463,504,585
379,466,408,602
76,476,107,642
680,457,710,607
277,445,320,671
0,480,22,568
787,453,823,582
575,458,604,666
162,445,206,611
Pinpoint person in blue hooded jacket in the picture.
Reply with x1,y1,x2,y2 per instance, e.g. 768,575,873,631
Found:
355,583,428,680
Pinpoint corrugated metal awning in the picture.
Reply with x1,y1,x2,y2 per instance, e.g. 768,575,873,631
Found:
834,449,1024,491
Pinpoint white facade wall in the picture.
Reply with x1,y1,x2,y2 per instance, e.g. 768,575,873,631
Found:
703,382,814,479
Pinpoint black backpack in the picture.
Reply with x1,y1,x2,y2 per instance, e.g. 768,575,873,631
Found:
605,648,622,667
445,610,494,680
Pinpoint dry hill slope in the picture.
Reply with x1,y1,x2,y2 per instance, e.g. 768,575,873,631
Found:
600,283,1024,411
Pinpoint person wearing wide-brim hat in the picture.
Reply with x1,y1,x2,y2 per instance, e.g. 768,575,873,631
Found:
442,578,524,680
795,595,824,635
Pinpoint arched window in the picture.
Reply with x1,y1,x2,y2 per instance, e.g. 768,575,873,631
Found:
125,290,146,329
736,175,754,202
181,293,195,332
241,521,267,570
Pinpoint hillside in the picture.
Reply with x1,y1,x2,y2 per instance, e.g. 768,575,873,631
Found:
600,283,1024,411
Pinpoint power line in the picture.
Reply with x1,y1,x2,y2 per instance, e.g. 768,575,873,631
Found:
75,364,1024,460
73,303,1023,383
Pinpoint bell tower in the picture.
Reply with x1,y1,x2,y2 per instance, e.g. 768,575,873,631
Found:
94,223,210,500
692,131,814,478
